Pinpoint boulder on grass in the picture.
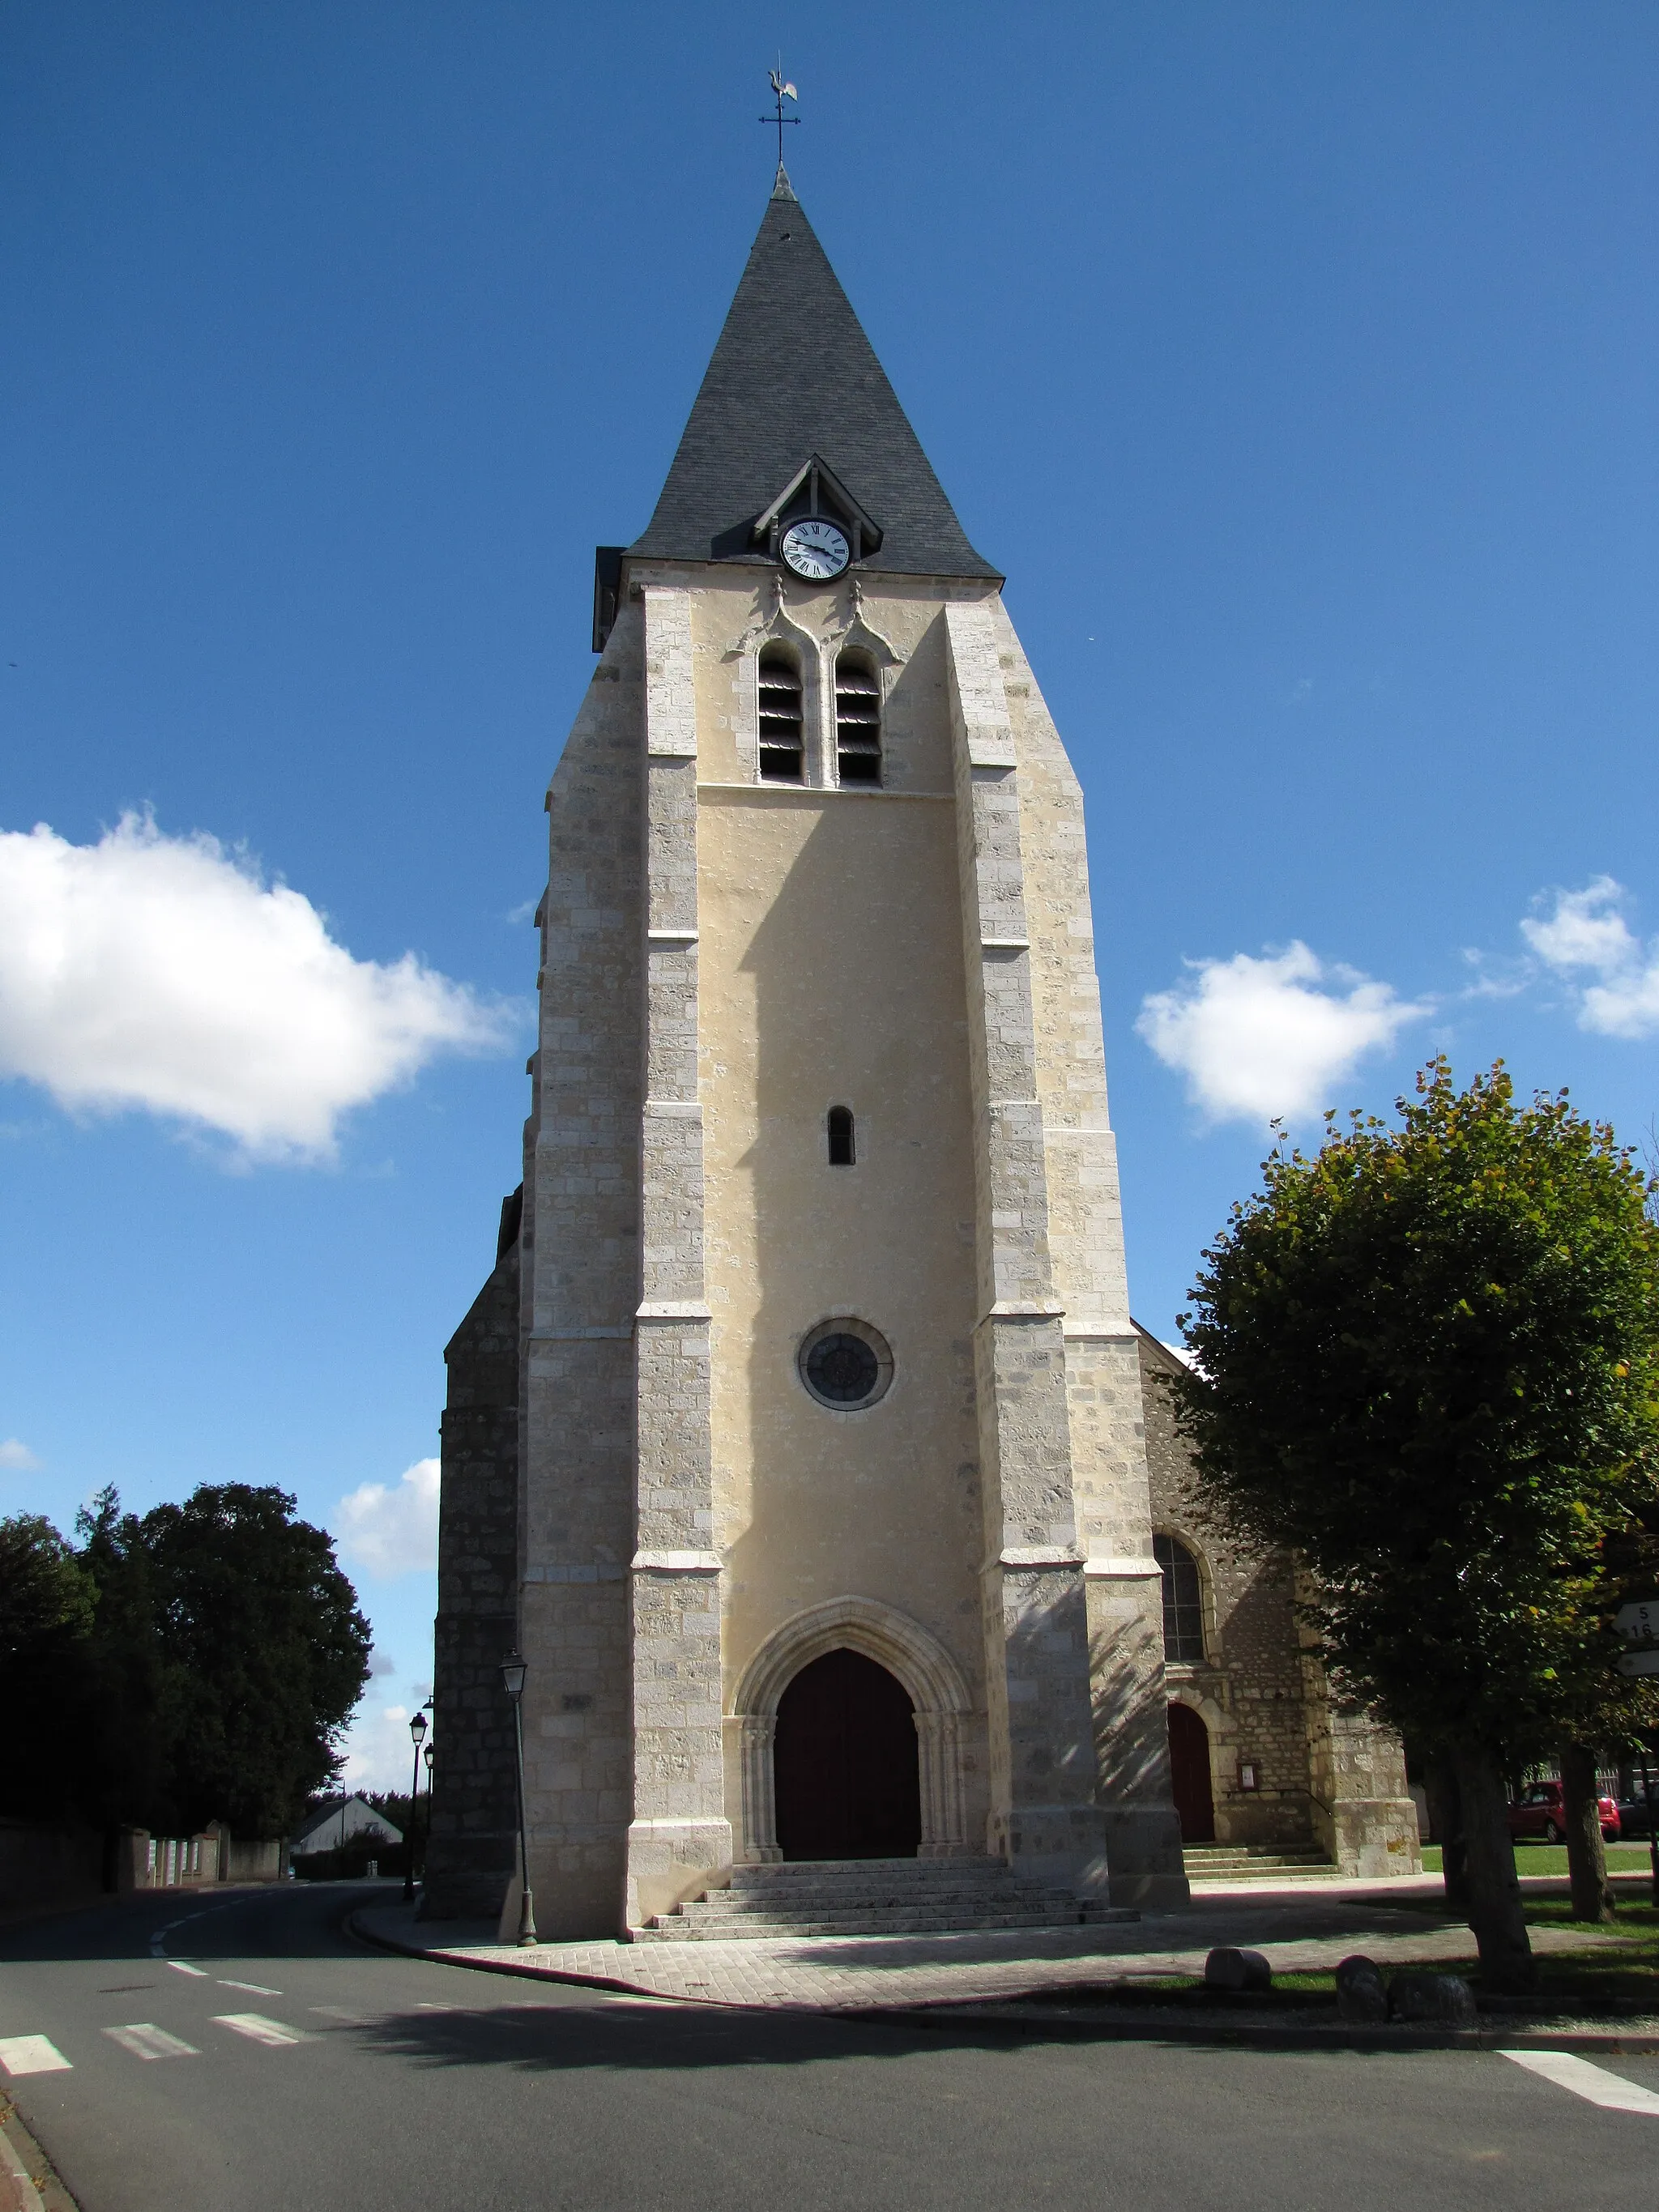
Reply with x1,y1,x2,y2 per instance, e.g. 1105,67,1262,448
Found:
1333,1954,1388,2023
1388,1971,1477,2027
1204,1946,1273,1993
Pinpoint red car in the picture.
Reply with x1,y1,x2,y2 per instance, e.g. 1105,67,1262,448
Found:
1507,1779,1620,1843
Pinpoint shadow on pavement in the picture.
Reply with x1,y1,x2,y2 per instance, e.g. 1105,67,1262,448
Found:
0,1882,396,1966
339,1994,1467,2072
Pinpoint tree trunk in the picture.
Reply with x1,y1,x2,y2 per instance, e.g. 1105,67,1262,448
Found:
1559,1741,1614,1924
1454,1745,1536,1993
1423,1753,1469,1913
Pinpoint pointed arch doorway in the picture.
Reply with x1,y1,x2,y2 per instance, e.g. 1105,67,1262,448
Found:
1166,1702,1215,1843
733,1596,970,1863
774,1648,922,1860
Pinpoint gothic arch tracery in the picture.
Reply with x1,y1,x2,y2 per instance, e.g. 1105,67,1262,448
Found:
732,1596,972,1862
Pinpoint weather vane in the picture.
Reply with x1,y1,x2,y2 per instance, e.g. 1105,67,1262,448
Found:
760,64,799,173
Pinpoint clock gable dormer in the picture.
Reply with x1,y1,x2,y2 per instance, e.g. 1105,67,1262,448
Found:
752,454,882,578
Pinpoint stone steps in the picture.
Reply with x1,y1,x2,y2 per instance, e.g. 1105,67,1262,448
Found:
1182,1845,1333,1882
636,1856,1141,1943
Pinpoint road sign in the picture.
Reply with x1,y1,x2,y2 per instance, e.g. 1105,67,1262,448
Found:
1616,1600,1659,1643
1616,1648,1659,1677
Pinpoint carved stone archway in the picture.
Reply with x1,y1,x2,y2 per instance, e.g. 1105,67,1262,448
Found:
733,1597,973,1862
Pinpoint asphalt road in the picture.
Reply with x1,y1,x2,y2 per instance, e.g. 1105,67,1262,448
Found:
2,1882,1657,2212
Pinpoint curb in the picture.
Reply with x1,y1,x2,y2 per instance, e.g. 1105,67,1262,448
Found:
345,1908,666,2003
0,2095,75,2212
345,1912,1659,2052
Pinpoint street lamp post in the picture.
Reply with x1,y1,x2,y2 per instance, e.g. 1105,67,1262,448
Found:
422,1738,434,1887
402,1709,428,1903
501,1652,538,1946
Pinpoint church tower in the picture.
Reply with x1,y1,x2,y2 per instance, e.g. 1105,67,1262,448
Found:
427,174,1189,1938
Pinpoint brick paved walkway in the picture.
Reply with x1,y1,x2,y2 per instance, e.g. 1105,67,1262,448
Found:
358,1897,1619,2014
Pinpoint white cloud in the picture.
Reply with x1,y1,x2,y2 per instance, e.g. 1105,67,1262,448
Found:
339,1694,433,1795
0,812,515,1161
0,1438,41,1471
1137,941,1426,1126
334,1457,440,1579
1520,878,1659,1038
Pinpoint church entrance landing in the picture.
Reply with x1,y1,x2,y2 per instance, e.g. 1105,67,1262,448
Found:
773,1647,922,1860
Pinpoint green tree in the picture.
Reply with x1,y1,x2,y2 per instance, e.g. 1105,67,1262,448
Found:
1170,1061,1659,1991
0,1514,94,1659
0,1515,96,1821
72,1488,184,1834
140,1484,372,1835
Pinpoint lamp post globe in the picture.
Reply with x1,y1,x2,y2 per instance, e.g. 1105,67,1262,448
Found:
501,1652,537,1945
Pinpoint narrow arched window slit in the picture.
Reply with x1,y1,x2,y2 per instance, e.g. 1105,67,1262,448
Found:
827,1106,855,1166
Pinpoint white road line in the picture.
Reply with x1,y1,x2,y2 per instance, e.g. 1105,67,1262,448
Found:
1502,2049,1659,2115
215,1980,281,1996
211,2014,304,2048
167,1961,208,1978
0,2037,71,2078
103,2024,200,2062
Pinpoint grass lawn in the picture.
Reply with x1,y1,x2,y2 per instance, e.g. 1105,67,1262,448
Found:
1418,1841,1656,1879
1271,1897,1659,2017
1081,1890,1659,2022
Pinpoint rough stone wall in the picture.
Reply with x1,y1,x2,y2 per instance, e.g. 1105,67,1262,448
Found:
423,1213,522,1920
1298,1594,1422,1878
1138,1329,1420,1873
1138,1327,1325,1848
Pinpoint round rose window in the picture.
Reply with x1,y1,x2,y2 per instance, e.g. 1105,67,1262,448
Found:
798,1318,893,1410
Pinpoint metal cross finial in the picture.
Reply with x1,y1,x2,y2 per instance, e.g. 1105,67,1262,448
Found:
760,64,799,173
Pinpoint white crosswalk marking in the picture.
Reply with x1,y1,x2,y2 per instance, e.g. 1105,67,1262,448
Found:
167,1961,208,1977
103,2024,199,2062
215,1980,281,1996
212,2014,303,2048
0,2035,71,2077
1502,2049,1659,2115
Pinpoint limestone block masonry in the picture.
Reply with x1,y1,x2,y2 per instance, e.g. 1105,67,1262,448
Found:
429,173,1192,1937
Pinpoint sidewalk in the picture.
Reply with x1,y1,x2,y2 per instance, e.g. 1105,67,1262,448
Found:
1188,1867,1658,1903
352,1887,1626,2018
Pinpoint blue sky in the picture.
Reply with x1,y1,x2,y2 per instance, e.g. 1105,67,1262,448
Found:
3,2,1656,1788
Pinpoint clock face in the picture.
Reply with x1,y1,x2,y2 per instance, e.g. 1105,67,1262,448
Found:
780,517,851,581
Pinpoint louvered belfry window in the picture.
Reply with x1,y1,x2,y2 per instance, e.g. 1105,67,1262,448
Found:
834,653,881,784
757,646,804,781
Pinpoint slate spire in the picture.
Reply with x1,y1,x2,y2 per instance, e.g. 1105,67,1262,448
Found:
629,181,998,580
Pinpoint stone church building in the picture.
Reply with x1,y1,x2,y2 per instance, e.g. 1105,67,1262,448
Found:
425,175,1419,1940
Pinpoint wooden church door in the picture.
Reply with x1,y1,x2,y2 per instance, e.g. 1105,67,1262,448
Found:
773,1648,923,1860
1166,1702,1215,1843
